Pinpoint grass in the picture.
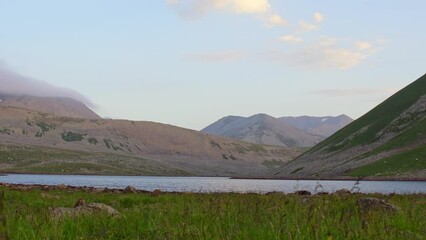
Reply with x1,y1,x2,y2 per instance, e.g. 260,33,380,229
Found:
0,188,424,239
367,118,426,155
248,144,267,153
88,137,99,145
0,145,190,176
0,128,12,135
349,144,426,177
262,159,285,169
0,145,85,165
103,139,124,151
306,74,426,154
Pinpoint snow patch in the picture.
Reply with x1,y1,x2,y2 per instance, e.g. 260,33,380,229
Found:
321,118,329,122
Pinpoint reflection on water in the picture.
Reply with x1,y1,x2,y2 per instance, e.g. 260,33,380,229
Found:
1,174,425,194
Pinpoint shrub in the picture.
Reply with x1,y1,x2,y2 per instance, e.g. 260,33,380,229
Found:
61,131,86,142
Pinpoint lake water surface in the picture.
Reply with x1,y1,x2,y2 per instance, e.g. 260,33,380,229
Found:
1,174,425,194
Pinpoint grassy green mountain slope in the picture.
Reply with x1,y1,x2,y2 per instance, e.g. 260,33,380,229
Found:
276,73,426,178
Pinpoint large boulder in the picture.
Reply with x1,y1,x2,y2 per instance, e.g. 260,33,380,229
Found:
52,199,120,218
358,198,397,212
124,186,137,194
334,189,352,195
295,190,312,196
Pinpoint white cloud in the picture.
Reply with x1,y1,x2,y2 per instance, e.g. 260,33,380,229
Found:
0,64,94,107
167,0,286,27
320,37,338,46
266,14,287,27
355,41,372,51
322,48,366,69
314,12,324,23
298,21,318,32
280,35,302,43
166,0,211,19
267,39,377,69
214,0,271,14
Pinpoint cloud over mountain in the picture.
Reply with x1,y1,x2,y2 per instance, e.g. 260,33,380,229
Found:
0,64,94,107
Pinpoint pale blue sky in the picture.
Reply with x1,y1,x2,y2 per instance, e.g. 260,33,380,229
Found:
0,0,425,130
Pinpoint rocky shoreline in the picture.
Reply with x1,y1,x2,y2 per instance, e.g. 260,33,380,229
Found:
231,176,426,181
2,172,425,181
0,182,155,194
1,182,424,196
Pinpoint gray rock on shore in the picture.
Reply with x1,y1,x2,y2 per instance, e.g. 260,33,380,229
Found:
52,198,121,218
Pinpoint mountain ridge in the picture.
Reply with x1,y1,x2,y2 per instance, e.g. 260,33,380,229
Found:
276,73,426,178
0,105,302,176
202,114,352,147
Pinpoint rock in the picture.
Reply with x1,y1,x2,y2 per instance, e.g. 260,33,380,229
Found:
295,190,311,196
56,184,67,190
334,189,351,195
316,192,329,195
73,198,86,208
124,186,137,193
358,198,397,212
52,207,76,218
91,188,104,193
11,185,31,191
151,189,162,197
52,199,121,218
80,203,121,216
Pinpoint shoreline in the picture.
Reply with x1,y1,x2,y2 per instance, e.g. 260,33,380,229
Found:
1,182,425,196
1,171,425,182
230,176,426,182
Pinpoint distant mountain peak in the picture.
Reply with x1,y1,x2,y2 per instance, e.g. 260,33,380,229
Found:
202,114,352,147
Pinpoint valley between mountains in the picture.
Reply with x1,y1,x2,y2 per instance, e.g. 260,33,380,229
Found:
0,74,425,178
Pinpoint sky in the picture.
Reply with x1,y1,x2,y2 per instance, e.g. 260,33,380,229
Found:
0,0,425,130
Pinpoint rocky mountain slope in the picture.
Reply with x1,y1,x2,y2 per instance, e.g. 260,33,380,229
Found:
0,106,302,176
279,115,353,138
0,94,101,119
276,74,426,178
202,114,351,147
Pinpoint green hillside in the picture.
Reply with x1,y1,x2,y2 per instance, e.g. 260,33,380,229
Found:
278,74,426,178
349,144,426,177
308,73,426,154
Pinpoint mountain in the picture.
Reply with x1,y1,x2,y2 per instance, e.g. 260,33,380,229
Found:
0,94,101,119
279,115,353,137
0,106,302,176
276,74,426,178
201,114,351,147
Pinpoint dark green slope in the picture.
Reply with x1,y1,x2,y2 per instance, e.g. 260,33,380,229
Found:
309,73,426,153
277,74,426,178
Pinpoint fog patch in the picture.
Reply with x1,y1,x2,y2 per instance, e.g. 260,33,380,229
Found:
0,64,94,107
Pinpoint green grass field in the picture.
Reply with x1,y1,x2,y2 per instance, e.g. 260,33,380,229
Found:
350,145,426,177
0,145,190,176
0,188,424,239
